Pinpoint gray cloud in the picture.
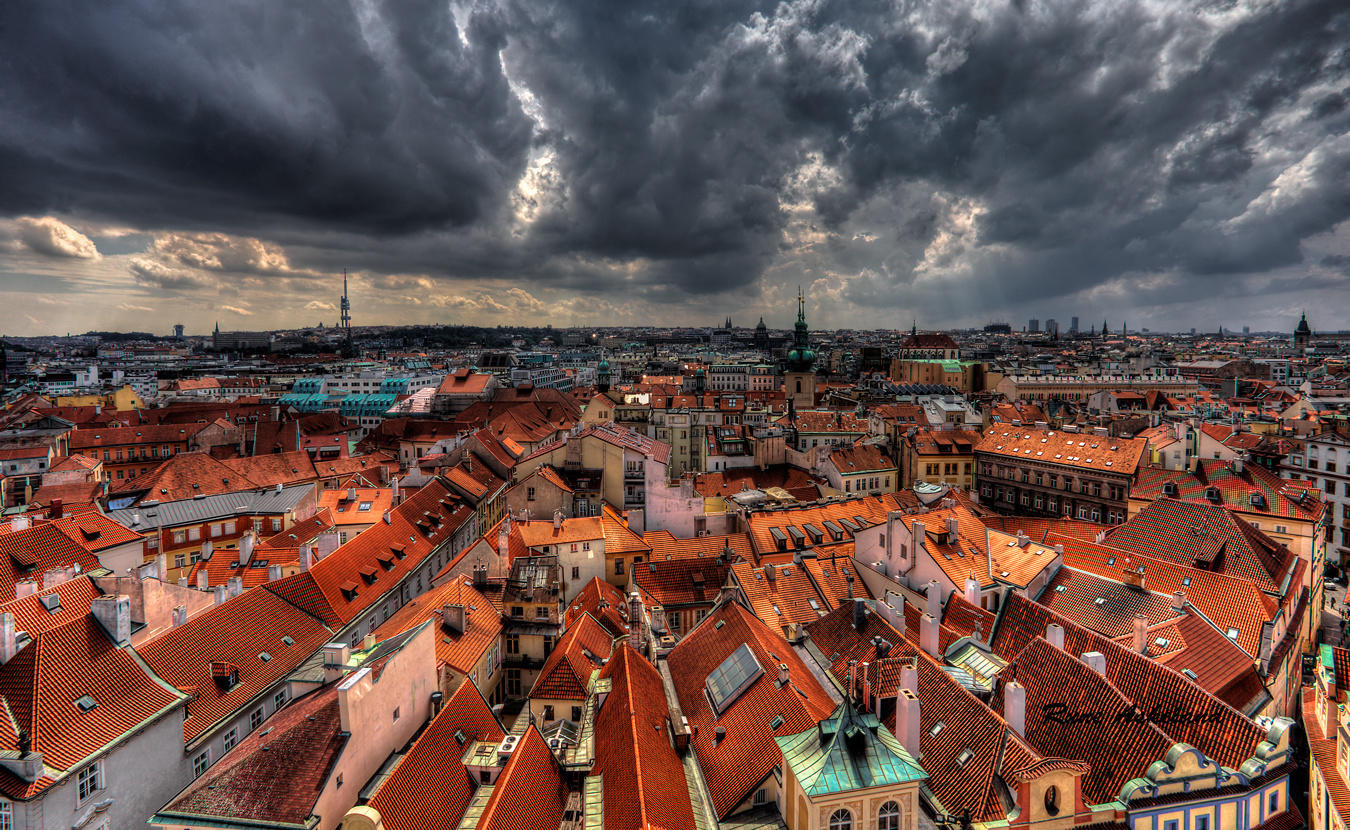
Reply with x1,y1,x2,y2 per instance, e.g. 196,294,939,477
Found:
0,0,1347,331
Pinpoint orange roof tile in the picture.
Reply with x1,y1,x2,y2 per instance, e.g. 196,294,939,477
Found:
318,487,394,526
563,577,629,638
530,613,617,701
367,681,505,830
976,427,1146,474
372,575,502,675
1133,460,1324,525
476,727,569,830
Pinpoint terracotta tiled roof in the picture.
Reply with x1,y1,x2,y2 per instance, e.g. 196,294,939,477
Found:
0,577,101,638
45,512,144,552
372,575,502,675
642,530,754,562
600,505,651,556
138,586,333,745
524,464,573,494
980,515,1110,543
1132,460,1324,524
593,645,697,830
976,428,1146,474
69,423,203,449
257,507,333,550
113,451,255,501
187,547,303,590
1048,532,1273,657
476,727,569,830
667,601,835,818
0,523,103,603
0,616,185,799
265,480,470,628
732,560,834,636
990,594,1267,774
221,451,319,489
529,613,617,701
910,428,983,457
564,577,629,637
1103,499,1294,595
694,465,825,501
518,517,604,550
635,556,733,612
1038,567,1179,638
157,684,345,825
744,494,903,560
318,487,394,526
436,369,494,397
828,444,896,474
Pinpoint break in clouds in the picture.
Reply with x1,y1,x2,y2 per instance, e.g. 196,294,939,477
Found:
0,0,1348,332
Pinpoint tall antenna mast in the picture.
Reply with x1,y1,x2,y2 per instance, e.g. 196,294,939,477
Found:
340,269,352,356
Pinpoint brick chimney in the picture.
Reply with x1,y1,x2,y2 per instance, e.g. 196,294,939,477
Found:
1081,651,1106,675
442,604,466,634
1133,614,1148,653
91,595,132,646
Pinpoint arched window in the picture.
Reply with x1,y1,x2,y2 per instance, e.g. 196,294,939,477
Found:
796,379,802,393
1044,784,1060,816
879,800,901,830
828,808,853,830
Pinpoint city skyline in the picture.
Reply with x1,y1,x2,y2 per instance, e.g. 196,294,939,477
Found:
1,1,1348,335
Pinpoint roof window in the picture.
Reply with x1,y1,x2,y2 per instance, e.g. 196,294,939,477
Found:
75,695,97,713
705,643,763,715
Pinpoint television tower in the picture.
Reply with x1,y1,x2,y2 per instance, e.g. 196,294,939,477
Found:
340,270,353,356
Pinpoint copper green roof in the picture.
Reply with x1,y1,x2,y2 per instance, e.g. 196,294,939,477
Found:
775,702,926,796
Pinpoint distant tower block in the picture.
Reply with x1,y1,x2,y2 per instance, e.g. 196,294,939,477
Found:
173,324,185,339
340,270,353,357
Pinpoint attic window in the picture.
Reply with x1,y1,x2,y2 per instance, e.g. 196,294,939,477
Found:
1161,482,1178,497
1106,557,1116,566
1054,585,1066,593
282,636,295,646
455,729,467,746
928,722,945,737
1181,577,1192,587
259,652,272,663
75,695,98,712
1094,597,1105,605
1153,638,1169,649
705,643,763,715
770,714,785,729
956,749,974,767
1225,628,1239,640
1182,669,1198,681
1204,487,1221,502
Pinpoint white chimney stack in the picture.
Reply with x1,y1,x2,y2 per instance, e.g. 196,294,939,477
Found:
1004,679,1026,736
964,575,979,607
239,533,256,566
1082,651,1106,675
897,689,922,760
1045,623,1065,650
921,613,940,657
227,577,243,598
926,579,941,617
196,570,209,591
1171,591,1186,612
0,613,16,664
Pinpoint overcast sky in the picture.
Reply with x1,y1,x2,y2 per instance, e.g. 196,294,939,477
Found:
1,0,1347,336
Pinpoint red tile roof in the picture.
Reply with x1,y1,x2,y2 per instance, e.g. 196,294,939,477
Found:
563,577,629,638
46,512,144,552
592,645,696,830
69,423,204,450
367,681,505,830
636,557,733,612
266,480,470,628
827,443,896,474
138,586,332,745
1103,499,1295,595
977,428,1146,474
158,684,345,825
1305,686,1350,828
667,601,834,818
0,616,185,798
372,575,502,675
529,613,617,701
1132,460,1324,524
731,560,834,636
318,487,394,526
0,577,101,638
642,530,753,562
476,727,569,830
0,523,103,602
256,507,333,550
600,505,651,556
113,452,253,501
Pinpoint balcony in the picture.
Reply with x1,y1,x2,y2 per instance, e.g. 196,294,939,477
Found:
624,466,645,481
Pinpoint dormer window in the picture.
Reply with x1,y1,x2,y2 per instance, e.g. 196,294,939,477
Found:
1161,481,1177,497
1204,487,1221,502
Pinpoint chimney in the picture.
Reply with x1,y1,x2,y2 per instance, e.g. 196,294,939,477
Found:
650,604,666,633
50,499,63,519
1171,591,1186,612
156,554,168,581
921,613,940,657
1004,678,1026,736
778,662,790,686
900,661,918,695
392,475,401,505
1232,454,1244,474
172,605,188,627
926,580,941,617
852,597,868,631
497,516,511,563
196,570,209,591
473,564,488,588
382,510,391,525
1133,614,1148,654
1081,651,1106,675
227,577,243,598
875,592,904,630
0,613,15,664
873,637,892,659
442,604,466,634
300,544,313,571
213,585,228,605
363,633,377,651
178,577,188,588
846,570,855,598
897,689,922,759
964,575,979,606
553,510,564,530
268,564,282,582
323,642,351,683
14,580,37,599
765,563,776,583
1016,532,1030,547
201,539,214,561
239,533,256,566
1045,623,1065,650
347,487,357,501
1122,565,1145,591
8,516,28,532
628,591,644,650
91,595,132,646
913,521,926,554
714,726,726,745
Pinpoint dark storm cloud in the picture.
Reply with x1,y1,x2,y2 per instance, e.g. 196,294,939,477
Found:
0,0,1348,324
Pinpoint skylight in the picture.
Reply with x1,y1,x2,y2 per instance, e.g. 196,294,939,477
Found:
75,695,97,712
928,721,945,737
705,643,763,715
1226,628,1239,640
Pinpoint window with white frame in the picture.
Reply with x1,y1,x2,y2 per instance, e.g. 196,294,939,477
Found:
223,728,238,752
77,761,102,802
0,801,11,830
193,749,210,778
251,708,264,730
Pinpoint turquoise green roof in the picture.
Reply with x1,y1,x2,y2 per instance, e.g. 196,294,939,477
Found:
775,703,926,796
